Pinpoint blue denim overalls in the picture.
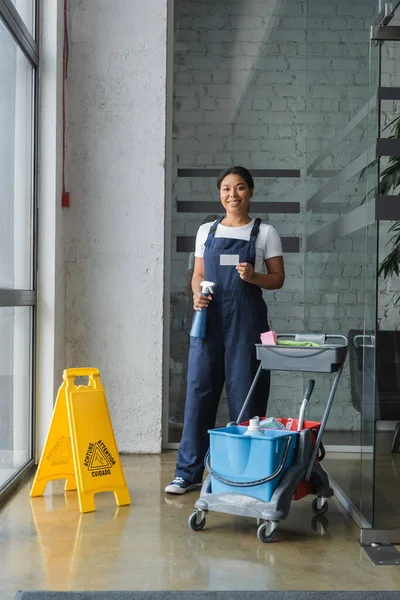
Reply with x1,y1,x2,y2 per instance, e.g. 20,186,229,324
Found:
176,217,271,483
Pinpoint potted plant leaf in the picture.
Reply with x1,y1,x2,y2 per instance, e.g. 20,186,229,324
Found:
377,115,400,286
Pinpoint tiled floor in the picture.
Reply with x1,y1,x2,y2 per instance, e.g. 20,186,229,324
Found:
1,452,400,600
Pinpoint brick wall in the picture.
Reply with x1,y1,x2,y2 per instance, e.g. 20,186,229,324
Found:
169,0,380,432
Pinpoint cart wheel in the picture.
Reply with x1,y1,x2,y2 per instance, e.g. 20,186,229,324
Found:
257,522,276,543
188,511,206,532
311,515,329,535
312,497,329,515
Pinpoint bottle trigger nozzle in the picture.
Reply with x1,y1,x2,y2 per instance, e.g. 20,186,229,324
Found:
200,281,215,295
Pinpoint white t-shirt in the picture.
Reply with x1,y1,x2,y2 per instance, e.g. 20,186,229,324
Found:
194,219,283,274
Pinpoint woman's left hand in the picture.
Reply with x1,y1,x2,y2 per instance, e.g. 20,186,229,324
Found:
236,262,255,282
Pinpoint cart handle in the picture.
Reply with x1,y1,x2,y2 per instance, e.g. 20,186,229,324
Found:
325,334,348,346
353,334,375,350
204,436,293,488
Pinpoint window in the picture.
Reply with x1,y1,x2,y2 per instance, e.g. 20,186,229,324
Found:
0,0,38,496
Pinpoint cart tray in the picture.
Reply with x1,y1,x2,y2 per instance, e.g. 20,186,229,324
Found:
256,334,347,373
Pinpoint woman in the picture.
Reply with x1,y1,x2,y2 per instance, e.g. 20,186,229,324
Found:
165,166,285,494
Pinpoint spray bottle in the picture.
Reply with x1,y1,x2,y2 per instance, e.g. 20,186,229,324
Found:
190,281,215,339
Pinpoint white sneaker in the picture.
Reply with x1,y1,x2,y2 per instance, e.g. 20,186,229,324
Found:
164,477,202,494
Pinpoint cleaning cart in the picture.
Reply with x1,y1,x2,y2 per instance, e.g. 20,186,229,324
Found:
188,332,348,543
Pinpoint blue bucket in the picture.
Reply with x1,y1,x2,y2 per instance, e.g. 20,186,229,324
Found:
207,426,298,503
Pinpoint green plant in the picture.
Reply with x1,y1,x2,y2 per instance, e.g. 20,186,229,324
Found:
360,115,400,284
377,115,400,282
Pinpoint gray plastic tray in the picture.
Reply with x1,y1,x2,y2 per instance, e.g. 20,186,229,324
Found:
256,334,348,373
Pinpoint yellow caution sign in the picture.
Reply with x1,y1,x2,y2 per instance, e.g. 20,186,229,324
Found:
31,368,131,513
30,379,77,496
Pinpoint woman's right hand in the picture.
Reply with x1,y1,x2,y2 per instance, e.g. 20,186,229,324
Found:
193,291,212,311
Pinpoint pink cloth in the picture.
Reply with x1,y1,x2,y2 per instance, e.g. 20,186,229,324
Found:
260,331,277,345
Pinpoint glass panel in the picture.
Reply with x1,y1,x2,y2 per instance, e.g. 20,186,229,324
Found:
0,306,33,490
372,38,400,529
358,38,379,528
0,17,35,290
167,0,307,444
11,0,36,39
304,0,377,514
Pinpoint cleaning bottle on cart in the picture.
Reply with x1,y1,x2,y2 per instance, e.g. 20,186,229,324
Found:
190,281,215,339
243,417,265,437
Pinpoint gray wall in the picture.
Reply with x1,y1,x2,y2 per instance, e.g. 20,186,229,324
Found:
64,0,168,453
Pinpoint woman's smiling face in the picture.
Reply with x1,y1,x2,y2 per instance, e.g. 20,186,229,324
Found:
219,173,253,216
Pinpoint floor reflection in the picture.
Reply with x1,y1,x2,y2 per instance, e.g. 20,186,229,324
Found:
1,452,400,599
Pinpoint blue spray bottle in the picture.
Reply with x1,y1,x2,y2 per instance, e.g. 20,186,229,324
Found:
190,280,215,339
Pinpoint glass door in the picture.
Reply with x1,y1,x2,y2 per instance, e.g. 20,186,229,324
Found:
360,12,400,532
359,6,400,561
303,0,379,523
